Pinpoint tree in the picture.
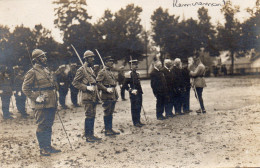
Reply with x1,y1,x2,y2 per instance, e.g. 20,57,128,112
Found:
217,0,241,74
0,25,12,67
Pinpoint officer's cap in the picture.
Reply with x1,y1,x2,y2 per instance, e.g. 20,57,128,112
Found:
32,49,46,60
104,56,114,62
129,59,138,64
83,50,95,58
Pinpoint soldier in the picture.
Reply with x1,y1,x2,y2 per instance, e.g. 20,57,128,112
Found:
190,54,207,114
68,63,80,107
13,66,29,118
117,66,127,101
96,56,120,136
172,58,184,115
72,50,102,143
122,59,145,127
22,49,61,156
161,59,175,118
55,64,70,109
150,61,168,120
0,65,14,119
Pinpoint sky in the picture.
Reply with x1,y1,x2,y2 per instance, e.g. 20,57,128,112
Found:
0,0,256,42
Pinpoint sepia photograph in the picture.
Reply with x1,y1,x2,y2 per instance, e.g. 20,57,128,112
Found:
0,0,259,167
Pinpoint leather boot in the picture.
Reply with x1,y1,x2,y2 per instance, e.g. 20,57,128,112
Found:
104,115,120,136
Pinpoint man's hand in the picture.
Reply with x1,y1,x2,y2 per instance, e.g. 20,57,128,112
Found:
131,89,138,95
36,95,45,103
86,86,95,92
0,90,3,94
18,91,22,96
107,88,113,93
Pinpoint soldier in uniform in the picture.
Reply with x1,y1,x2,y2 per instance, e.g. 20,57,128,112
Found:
161,59,175,118
0,65,14,119
55,64,70,109
117,66,127,101
72,50,102,143
22,49,61,156
122,59,145,127
190,54,207,114
96,56,120,136
13,66,29,118
150,61,168,120
68,63,80,107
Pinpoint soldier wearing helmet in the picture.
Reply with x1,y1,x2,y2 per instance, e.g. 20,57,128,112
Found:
22,49,61,156
72,50,102,143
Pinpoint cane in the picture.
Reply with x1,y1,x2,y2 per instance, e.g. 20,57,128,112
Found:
141,105,148,122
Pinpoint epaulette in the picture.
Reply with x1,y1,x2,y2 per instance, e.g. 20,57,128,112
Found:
125,71,132,78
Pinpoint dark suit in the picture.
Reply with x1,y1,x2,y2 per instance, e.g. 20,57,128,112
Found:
172,66,184,114
150,68,169,119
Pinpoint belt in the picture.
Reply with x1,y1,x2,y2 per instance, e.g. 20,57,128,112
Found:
194,76,204,78
86,83,96,86
33,86,55,91
104,85,116,87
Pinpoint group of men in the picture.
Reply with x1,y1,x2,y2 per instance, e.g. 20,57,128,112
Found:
1,47,206,157
150,54,207,121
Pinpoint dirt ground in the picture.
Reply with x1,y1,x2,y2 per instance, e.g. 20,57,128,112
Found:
0,76,260,168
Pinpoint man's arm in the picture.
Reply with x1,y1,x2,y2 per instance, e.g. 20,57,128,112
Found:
22,70,39,101
72,68,88,91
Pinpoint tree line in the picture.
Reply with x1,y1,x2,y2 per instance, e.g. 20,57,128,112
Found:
0,0,259,74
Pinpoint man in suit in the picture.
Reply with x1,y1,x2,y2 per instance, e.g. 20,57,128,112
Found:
150,61,169,120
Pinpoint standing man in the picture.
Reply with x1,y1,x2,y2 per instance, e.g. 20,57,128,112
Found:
117,66,126,101
172,58,184,115
181,60,192,113
122,59,144,127
55,64,70,109
150,61,168,120
161,59,175,118
72,50,102,143
68,63,80,107
0,65,14,119
190,54,207,114
22,49,61,156
13,66,29,118
96,56,120,136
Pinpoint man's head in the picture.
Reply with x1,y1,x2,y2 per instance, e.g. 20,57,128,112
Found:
32,49,47,65
154,61,162,70
174,58,182,68
193,51,201,65
83,50,95,66
129,59,138,70
104,56,114,68
164,59,172,69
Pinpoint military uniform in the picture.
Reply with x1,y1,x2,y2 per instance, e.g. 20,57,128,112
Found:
117,68,126,100
13,67,29,117
22,49,60,156
0,66,13,119
122,60,144,127
68,64,79,107
96,59,120,136
72,50,101,142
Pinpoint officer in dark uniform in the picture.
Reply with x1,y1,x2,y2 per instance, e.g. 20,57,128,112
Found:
13,66,29,118
122,59,144,127
68,63,80,107
72,50,102,143
172,58,184,115
0,65,14,119
161,59,175,118
96,56,120,136
22,49,61,156
55,64,70,109
117,66,126,101
150,61,168,120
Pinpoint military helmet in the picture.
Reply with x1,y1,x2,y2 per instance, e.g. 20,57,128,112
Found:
129,59,138,65
83,50,95,58
104,56,114,62
32,49,46,60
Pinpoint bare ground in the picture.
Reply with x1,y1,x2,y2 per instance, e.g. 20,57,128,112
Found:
0,76,260,168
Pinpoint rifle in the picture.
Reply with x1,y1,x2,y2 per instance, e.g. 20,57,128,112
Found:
70,45,101,102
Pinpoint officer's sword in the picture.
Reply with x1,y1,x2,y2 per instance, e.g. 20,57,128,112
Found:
26,44,73,150
70,44,101,102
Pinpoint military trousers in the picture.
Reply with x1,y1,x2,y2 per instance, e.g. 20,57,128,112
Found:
102,101,116,116
58,86,68,107
130,94,142,125
195,87,205,111
181,87,191,112
84,102,97,119
14,92,26,114
35,108,56,149
70,85,79,106
0,93,12,117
